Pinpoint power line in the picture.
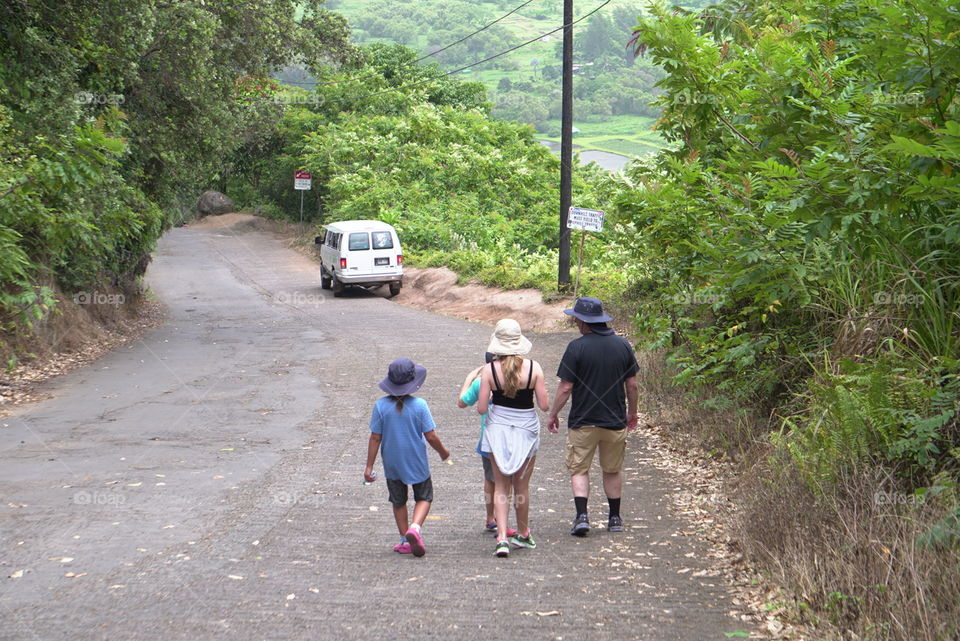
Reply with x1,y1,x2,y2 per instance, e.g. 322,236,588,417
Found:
318,0,611,105
283,0,540,88
410,0,538,66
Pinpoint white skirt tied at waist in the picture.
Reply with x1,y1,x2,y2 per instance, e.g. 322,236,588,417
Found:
480,404,540,475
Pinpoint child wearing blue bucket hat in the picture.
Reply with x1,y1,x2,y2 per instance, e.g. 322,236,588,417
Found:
364,357,450,557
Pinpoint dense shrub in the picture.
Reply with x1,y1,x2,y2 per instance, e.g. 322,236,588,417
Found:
610,1,960,637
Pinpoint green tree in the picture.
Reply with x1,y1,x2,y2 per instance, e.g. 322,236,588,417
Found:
0,0,354,337
493,92,551,127
576,13,619,63
614,0,958,473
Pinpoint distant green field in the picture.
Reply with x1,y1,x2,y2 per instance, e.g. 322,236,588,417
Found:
539,115,668,158
592,138,663,157
552,116,657,139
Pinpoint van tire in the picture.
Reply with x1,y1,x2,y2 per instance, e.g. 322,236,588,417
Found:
320,269,332,290
388,283,401,298
331,276,345,297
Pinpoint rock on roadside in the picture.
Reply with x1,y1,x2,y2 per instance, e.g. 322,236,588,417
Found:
196,190,235,217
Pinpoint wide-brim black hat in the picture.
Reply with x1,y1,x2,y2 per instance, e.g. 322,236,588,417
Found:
564,296,613,323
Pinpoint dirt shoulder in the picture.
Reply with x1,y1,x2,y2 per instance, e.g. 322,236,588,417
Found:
0,290,165,417
396,266,574,333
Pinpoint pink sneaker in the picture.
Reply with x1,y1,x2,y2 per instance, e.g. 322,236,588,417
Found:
405,527,426,557
393,542,412,554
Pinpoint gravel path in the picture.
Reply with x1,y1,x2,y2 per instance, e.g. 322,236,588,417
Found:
0,221,747,640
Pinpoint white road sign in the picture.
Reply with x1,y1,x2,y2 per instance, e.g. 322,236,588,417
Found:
294,169,312,190
567,207,605,232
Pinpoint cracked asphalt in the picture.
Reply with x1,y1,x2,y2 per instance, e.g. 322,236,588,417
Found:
0,221,750,640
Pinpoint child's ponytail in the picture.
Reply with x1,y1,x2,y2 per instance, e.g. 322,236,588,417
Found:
390,394,409,413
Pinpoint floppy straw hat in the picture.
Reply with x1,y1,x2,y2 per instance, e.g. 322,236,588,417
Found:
379,357,427,396
486,318,532,356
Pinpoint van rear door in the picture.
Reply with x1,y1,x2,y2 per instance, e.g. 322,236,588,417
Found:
343,229,399,276
344,231,373,276
368,230,400,275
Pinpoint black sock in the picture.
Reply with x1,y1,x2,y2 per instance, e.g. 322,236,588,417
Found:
607,497,621,518
574,496,588,518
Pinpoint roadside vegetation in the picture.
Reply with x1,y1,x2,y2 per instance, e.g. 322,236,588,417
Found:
605,1,959,639
0,0,354,365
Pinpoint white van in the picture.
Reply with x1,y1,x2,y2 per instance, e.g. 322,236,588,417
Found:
315,220,404,297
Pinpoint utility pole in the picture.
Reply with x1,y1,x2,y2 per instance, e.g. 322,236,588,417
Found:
558,0,573,289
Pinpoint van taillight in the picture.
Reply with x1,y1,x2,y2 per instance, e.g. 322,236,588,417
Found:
340,257,347,269
397,255,403,265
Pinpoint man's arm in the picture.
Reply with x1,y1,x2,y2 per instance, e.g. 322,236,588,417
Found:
363,433,382,482
546,380,574,433
624,375,639,431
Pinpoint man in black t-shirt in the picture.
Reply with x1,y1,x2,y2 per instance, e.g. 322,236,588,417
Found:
547,297,639,536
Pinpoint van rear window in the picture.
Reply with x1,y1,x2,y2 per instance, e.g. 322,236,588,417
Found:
371,231,394,249
348,232,370,251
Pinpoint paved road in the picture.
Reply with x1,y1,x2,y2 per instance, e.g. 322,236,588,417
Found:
1,221,746,640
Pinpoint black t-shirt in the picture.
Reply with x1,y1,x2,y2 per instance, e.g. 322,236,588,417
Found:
557,332,639,430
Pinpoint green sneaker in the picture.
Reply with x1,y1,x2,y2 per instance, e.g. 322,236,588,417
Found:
494,540,510,557
509,532,537,549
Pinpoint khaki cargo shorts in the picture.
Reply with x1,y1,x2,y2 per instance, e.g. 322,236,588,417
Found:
565,425,627,475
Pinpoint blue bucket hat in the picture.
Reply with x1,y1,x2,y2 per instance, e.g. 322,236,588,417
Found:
564,297,613,323
379,357,427,396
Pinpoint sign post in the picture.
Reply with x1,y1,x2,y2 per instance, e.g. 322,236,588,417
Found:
566,207,605,300
294,170,312,226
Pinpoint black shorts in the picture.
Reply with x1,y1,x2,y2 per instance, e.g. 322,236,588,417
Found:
386,477,434,507
482,455,494,483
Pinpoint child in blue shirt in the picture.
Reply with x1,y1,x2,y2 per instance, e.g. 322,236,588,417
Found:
365,358,449,557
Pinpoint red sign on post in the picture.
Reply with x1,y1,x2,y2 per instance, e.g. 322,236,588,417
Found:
294,170,312,190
